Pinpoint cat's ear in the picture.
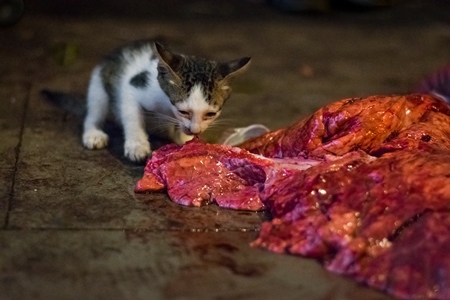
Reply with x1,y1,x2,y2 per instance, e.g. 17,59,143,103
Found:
218,57,251,81
154,42,184,74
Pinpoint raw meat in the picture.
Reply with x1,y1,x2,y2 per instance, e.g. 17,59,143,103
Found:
136,93,450,299
135,139,320,210
239,94,450,157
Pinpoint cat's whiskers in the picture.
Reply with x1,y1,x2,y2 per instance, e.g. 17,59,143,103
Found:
142,111,181,135
144,111,178,124
207,118,234,130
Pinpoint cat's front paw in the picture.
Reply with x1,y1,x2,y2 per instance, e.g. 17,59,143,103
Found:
124,139,151,162
83,129,109,149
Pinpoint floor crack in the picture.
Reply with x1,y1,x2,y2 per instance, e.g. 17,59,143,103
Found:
3,82,32,229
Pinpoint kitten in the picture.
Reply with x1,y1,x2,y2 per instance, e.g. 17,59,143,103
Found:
83,40,251,162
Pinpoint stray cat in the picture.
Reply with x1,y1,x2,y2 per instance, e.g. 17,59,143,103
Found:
83,40,251,162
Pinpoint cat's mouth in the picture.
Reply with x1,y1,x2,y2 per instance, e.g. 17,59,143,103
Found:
182,127,201,136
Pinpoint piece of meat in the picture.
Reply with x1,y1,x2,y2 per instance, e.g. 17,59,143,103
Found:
136,93,450,299
136,141,267,210
135,139,320,210
253,148,450,298
239,94,450,158
355,211,450,300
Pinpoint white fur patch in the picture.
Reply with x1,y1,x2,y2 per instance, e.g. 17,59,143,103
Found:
122,51,172,114
178,84,210,112
176,84,216,134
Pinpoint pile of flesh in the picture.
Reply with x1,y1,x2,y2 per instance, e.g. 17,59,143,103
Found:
136,94,450,299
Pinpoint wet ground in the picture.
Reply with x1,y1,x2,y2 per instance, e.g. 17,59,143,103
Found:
1,0,449,299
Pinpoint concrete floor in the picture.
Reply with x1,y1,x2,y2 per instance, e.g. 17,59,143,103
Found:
1,1,449,299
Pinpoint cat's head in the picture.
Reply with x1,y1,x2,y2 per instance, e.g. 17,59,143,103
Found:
155,42,251,136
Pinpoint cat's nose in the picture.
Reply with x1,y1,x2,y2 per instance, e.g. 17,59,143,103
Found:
189,125,201,135
183,127,200,135
189,128,201,135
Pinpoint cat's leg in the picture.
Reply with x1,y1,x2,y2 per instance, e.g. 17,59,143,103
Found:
82,67,109,149
119,90,151,162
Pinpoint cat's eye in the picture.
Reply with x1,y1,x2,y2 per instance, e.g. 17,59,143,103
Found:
178,110,190,117
205,112,217,118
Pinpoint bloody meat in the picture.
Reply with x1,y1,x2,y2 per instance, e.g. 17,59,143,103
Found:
136,94,450,299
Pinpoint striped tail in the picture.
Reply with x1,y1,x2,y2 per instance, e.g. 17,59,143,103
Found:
41,89,86,117
415,64,450,103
